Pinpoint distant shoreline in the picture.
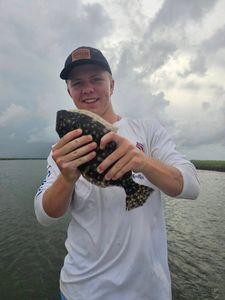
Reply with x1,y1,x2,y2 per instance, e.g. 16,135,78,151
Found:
0,158,46,160
191,160,225,172
1,158,225,172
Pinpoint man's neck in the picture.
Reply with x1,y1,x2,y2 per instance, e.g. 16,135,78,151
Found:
104,112,121,124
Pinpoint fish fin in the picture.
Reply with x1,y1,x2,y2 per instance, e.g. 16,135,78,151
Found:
69,109,118,132
124,183,153,211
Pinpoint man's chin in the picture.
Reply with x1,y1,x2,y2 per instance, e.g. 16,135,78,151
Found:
81,101,99,111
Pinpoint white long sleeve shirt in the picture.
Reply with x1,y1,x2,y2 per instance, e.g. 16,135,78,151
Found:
34,117,200,300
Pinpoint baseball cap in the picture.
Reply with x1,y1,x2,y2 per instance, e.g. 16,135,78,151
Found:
60,46,112,79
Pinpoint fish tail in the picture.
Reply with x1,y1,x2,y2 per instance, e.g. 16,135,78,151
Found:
124,182,153,211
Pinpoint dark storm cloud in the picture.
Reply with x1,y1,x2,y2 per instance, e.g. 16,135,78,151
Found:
0,0,113,157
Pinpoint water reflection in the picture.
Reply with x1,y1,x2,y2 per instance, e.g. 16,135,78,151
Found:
0,161,224,299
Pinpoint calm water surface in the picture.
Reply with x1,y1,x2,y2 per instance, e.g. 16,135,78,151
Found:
0,160,224,300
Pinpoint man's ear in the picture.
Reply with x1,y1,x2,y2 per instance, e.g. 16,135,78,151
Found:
110,79,115,95
67,86,72,98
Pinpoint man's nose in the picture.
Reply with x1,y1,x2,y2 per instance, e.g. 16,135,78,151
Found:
82,82,94,94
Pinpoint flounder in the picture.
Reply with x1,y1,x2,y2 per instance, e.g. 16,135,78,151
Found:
56,109,153,210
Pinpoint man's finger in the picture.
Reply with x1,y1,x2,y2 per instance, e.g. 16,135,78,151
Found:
99,131,118,150
97,146,126,174
105,154,132,180
53,129,83,150
67,142,97,162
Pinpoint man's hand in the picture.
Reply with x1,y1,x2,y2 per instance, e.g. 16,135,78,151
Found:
96,131,184,197
97,131,146,180
52,129,97,183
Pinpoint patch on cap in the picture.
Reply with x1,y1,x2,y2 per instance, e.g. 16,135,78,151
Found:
72,48,91,61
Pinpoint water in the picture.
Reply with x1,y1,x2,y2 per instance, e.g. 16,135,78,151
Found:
0,160,224,300
165,170,225,300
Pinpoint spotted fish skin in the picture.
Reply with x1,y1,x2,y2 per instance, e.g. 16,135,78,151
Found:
56,109,153,210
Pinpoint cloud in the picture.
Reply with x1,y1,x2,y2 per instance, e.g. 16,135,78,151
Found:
202,102,210,111
173,99,225,148
136,0,219,78
0,104,29,128
178,121,224,147
178,52,208,78
203,24,225,53
112,45,170,120
149,0,218,29
0,0,225,159
49,1,113,53
28,125,58,144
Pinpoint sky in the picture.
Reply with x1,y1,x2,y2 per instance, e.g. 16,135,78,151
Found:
0,0,225,159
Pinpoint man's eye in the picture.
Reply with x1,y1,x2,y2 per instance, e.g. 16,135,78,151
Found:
72,81,81,86
92,77,102,82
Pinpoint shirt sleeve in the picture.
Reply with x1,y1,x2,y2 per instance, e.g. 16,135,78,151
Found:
34,153,64,226
146,119,200,200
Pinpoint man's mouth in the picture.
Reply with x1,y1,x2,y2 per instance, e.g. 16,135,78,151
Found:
82,98,98,104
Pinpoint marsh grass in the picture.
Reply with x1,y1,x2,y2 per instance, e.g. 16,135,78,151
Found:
191,160,225,172
1,158,225,171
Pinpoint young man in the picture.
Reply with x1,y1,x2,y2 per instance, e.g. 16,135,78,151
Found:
35,46,200,300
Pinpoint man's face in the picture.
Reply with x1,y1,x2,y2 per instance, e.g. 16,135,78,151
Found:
67,64,114,118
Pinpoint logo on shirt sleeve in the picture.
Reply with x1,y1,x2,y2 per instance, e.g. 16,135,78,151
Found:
36,169,52,196
136,142,145,152
133,142,145,180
